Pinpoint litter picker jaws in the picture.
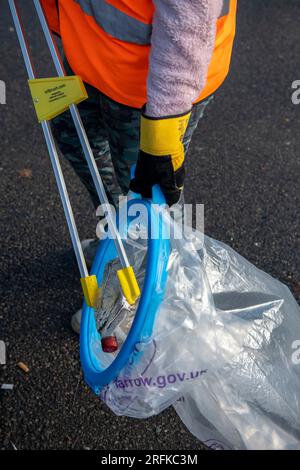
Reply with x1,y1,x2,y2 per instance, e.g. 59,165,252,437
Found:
8,0,140,308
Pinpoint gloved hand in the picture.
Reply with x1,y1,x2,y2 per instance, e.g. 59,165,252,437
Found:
130,109,191,206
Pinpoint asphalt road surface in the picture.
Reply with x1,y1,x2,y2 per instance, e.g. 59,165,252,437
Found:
1,0,300,450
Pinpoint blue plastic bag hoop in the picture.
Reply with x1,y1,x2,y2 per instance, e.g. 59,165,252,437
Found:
80,185,170,394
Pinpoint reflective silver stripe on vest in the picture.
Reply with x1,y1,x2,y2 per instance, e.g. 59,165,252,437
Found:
74,0,152,45
219,0,230,18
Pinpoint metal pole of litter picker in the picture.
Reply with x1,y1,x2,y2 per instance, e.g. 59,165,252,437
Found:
33,0,131,271
8,0,89,279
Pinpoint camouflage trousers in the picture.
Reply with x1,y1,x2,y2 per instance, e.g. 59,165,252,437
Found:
52,62,213,210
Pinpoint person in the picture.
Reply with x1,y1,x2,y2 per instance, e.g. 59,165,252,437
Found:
41,0,237,332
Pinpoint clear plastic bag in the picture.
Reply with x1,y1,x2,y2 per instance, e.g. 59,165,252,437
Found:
94,211,300,449
175,239,300,450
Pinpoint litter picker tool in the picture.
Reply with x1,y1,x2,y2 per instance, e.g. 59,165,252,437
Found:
8,0,140,308
9,0,170,390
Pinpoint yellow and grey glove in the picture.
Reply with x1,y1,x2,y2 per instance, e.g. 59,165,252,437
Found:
130,109,191,206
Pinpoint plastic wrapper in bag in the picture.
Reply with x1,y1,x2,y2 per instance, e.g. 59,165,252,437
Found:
92,211,300,449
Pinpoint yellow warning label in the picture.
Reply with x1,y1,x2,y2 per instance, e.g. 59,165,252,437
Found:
28,76,88,122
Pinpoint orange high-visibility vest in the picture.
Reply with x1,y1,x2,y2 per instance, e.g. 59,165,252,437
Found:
41,0,237,108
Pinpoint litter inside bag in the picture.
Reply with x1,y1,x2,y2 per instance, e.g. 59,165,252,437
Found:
93,231,147,347
92,210,300,450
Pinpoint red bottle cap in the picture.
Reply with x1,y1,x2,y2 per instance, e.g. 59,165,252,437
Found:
101,336,118,353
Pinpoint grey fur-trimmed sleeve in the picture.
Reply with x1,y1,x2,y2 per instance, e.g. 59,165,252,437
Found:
146,0,223,117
